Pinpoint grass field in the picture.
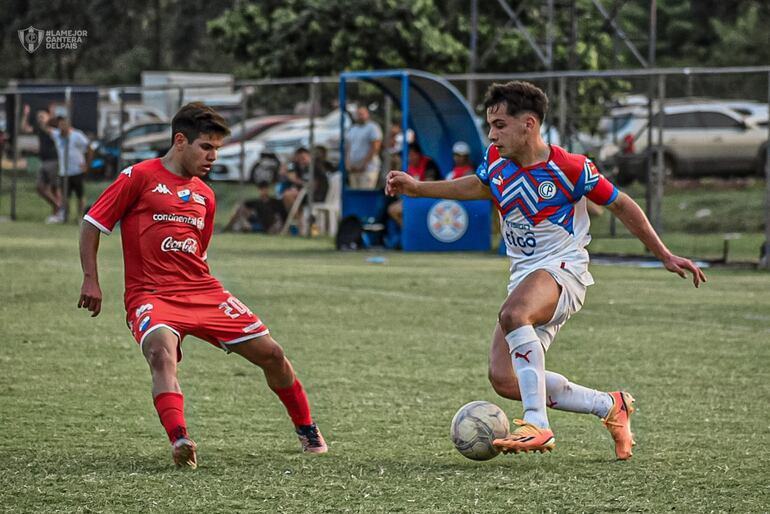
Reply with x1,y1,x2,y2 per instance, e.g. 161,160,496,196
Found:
1,220,769,513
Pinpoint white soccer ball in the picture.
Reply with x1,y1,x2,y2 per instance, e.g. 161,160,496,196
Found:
450,401,510,461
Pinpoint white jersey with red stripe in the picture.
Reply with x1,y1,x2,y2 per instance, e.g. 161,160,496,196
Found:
476,144,619,284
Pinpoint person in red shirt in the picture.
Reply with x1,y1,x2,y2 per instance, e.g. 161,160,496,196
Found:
447,141,475,180
387,143,440,226
78,103,327,469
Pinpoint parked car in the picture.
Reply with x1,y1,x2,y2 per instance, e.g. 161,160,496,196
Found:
254,109,354,180
118,130,172,170
90,121,170,178
598,100,768,184
98,102,167,140
209,116,306,183
222,114,299,147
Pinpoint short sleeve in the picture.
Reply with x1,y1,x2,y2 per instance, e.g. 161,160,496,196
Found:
579,158,618,206
83,166,143,234
369,123,383,141
201,193,216,260
474,145,492,186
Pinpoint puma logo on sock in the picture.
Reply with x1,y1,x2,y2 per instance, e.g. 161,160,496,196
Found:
514,350,532,363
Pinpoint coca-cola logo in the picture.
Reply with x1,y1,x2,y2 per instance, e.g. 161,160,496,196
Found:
161,236,198,254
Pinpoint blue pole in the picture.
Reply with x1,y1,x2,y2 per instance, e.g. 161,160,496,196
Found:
400,72,409,172
339,77,347,182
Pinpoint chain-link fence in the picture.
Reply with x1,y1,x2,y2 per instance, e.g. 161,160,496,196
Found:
2,66,768,265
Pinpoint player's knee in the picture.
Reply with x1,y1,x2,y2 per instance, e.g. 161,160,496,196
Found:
145,345,176,372
143,337,177,371
497,306,528,332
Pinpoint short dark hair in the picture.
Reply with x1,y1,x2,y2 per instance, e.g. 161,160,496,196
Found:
171,102,230,144
483,81,548,124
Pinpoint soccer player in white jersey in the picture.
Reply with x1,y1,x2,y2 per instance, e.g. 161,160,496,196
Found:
385,81,705,459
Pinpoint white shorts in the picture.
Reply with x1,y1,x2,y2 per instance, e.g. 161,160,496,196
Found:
507,265,591,352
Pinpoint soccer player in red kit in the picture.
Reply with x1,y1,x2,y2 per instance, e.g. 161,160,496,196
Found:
78,102,327,469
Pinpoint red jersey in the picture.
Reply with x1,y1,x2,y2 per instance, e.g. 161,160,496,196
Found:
84,158,221,308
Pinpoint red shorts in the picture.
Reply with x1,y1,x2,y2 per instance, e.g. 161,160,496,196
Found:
126,290,269,361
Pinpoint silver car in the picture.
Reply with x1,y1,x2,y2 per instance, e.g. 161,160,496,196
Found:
599,100,769,184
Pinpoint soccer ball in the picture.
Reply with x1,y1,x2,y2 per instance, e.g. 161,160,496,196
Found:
450,401,510,461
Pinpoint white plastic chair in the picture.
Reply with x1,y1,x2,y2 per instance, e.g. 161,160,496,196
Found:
311,171,342,237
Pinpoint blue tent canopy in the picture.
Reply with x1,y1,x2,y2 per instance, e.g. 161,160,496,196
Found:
339,69,485,179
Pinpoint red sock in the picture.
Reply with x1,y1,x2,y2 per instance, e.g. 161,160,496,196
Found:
153,392,188,443
272,379,313,427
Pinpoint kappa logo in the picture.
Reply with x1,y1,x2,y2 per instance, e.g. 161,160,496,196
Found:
192,192,206,205
492,175,503,186
152,183,172,195
121,166,133,177
177,189,191,202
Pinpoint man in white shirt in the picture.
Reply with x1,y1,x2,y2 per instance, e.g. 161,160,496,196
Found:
51,117,91,220
345,105,382,189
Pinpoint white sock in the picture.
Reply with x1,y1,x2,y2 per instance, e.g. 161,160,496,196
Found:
544,371,613,418
505,326,548,429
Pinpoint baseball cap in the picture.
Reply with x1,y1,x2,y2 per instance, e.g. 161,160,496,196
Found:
452,141,470,155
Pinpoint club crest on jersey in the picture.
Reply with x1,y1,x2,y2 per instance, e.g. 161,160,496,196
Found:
177,188,191,202
138,316,151,332
538,181,557,200
152,183,172,195
192,192,206,205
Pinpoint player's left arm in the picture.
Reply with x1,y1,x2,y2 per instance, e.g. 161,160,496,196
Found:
606,192,706,287
579,157,705,287
201,193,216,261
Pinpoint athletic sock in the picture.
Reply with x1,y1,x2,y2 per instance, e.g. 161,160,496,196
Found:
153,392,188,443
544,371,613,418
271,378,313,427
505,326,549,429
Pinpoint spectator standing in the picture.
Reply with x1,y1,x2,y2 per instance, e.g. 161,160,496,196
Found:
51,117,91,220
345,105,382,189
21,105,62,222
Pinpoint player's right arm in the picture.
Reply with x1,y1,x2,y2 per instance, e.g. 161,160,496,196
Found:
77,166,143,316
78,222,102,317
385,172,491,200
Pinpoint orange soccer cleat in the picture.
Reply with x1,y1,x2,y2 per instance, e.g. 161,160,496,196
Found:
172,437,198,469
492,419,556,454
603,391,636,460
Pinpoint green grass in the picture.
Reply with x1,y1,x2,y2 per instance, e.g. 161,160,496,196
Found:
1,222,769,513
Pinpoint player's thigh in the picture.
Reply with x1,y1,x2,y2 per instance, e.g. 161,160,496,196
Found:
228,333,286,367
500,269,561,327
